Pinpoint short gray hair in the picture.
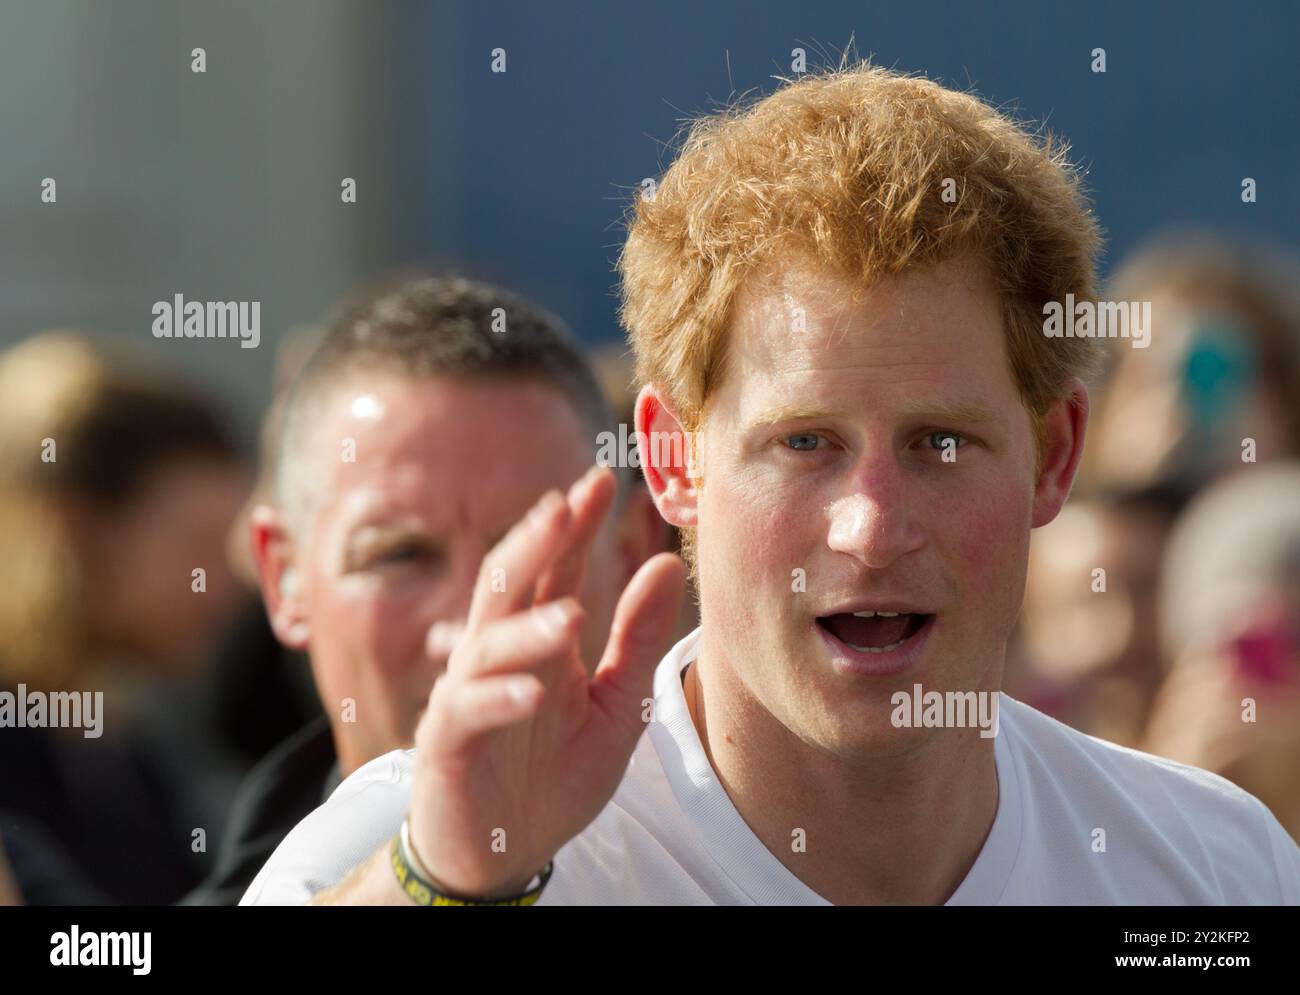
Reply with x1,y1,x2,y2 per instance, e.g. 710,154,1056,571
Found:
276,274,620,529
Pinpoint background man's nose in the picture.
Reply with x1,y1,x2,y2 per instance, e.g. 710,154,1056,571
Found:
425,618,467,661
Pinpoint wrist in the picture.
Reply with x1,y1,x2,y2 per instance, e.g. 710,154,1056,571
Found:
395,816,552,906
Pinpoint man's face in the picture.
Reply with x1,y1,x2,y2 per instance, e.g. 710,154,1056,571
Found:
276,374,624,772
693,253,1045,759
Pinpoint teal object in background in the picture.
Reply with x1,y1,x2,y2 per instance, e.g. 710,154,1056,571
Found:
1182,315,1255,432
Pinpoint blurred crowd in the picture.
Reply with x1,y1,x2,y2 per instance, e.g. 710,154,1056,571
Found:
1,229,1298,905
1005,231,1300,843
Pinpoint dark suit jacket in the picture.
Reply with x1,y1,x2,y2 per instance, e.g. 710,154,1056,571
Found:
182,716,339,906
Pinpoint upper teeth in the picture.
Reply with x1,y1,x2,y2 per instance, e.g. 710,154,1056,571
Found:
853,610,901,618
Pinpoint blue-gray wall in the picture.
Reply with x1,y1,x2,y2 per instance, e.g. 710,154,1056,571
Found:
2,0,1294,444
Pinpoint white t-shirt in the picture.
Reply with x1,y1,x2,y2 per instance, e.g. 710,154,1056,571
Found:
242,627,1300,905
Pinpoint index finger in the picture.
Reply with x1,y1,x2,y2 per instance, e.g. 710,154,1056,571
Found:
535,465,618,605
465,487,574,632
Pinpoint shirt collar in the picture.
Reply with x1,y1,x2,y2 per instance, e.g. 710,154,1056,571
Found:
647,626,1022,904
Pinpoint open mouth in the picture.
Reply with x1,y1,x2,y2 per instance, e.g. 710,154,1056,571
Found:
815,610,933,654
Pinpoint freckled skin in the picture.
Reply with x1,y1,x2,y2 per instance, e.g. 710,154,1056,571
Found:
695,253,1040,760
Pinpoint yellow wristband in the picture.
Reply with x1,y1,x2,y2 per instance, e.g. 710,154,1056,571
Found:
391,819,552,906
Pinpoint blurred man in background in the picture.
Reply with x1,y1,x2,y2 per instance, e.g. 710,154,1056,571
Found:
185,275,674,903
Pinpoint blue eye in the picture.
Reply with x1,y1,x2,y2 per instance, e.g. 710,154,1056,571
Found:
785,434,822,451
927,431,964,451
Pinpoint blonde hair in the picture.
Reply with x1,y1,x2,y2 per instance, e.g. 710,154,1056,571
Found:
620,62,1104,438
0,334,108,691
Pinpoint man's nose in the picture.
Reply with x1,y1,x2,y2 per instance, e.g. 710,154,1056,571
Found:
825,461,925,569
424,550,480,656
425,617,467,660
446,551,481,619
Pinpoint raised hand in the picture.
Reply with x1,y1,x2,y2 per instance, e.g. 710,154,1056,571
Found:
406,465,685,898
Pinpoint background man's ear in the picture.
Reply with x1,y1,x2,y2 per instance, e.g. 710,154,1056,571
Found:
613,482,672,584
634,385,700,529
1032,380,1090,529
250,504,311,649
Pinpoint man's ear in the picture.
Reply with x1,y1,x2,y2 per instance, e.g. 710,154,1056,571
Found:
250,504,310,649
634,385,700,529
1032,379,1090,528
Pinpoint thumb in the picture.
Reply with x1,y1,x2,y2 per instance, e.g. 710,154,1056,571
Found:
590,552,686,737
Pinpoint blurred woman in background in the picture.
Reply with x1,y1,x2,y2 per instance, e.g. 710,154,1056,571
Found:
1083,232,1300,493
0,331,248,903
